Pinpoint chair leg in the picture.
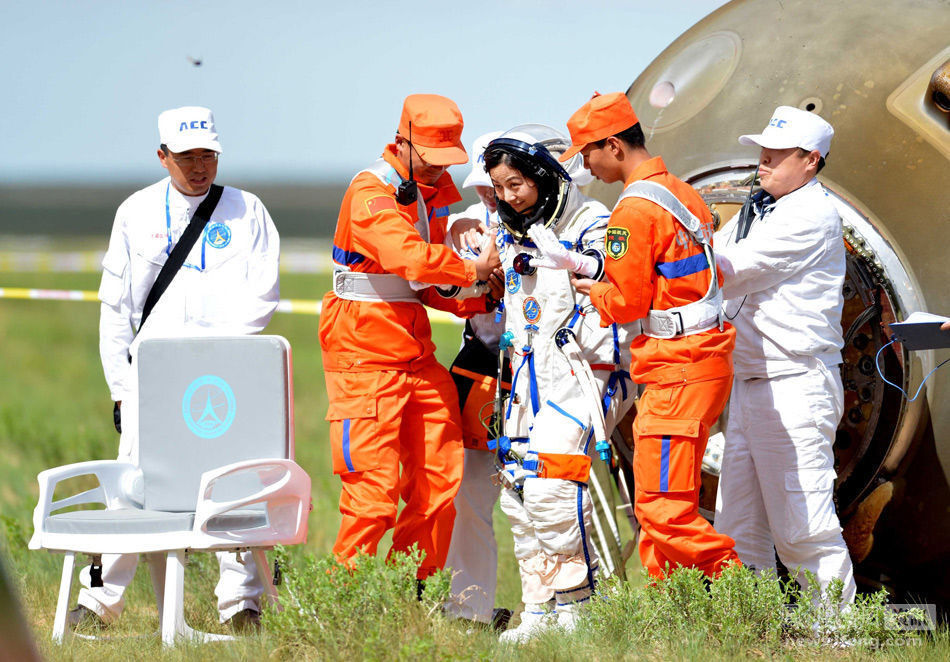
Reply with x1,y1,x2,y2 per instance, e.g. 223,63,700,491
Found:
51,552,75,643
252,549,282,612
161,551,186,647
147,553,166,632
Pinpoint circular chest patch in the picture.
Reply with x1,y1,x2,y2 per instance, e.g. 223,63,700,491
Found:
182,375,236,439
505,268,521,294
205,223,231,249
522,297,542,323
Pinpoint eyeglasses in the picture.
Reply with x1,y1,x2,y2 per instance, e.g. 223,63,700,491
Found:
169,152,218,167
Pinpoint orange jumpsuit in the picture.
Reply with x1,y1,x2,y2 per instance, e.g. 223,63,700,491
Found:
589,156,740,578
319,146,489,578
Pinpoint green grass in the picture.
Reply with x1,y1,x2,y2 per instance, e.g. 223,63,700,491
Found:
2,271,948,660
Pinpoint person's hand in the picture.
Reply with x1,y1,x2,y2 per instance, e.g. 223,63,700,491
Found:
527,225,599,277
473,229,501,281
450,217,487,253
942,321,950,331
571,274,597,295
486,267,505,299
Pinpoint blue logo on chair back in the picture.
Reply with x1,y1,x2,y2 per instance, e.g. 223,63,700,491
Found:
205,223,231,249
182,375,236,438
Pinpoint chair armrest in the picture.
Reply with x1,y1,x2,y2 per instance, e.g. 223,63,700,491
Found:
193,459,311,544
29,460,140,550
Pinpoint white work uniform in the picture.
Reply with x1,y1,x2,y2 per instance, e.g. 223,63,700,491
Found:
79,177,280,623
442,201,506,623
498,188,635,611
713,178,856,604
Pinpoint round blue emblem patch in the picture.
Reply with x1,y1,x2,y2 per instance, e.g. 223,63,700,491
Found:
522,297,541,323
182,375,236,439
505,268,521,294
205,223,231,249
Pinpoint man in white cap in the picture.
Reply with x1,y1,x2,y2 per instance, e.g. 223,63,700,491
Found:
714,106,856,607
69,106,280,631
439,131,510,629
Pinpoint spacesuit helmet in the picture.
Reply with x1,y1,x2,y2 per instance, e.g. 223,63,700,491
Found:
484,124,579,243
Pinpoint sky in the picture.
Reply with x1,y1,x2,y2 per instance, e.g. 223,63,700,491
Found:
2,0,728,184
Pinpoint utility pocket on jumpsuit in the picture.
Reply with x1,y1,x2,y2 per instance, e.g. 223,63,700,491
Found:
632,415,701,492
326,394,381,474
98,251,127,307
784,468,840,544
130,240,171,308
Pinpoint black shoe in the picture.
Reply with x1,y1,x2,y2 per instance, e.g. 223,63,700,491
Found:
225,608,261,633
66,605,107,631
491,607,512,632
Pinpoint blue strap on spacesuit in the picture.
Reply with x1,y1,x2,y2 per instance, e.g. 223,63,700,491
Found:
494,298,505,324
573,215,609,251
507,322,541,422
601,323,630,433
566,304,585,329
487,434,513,454
507,346,541,420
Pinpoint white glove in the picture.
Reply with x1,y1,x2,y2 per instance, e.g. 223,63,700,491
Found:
527,224,599,278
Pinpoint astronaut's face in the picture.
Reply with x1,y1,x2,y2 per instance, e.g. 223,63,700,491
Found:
757,147,819,199
489,162,539,213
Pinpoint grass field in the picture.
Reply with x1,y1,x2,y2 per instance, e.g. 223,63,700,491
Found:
2,271,948,660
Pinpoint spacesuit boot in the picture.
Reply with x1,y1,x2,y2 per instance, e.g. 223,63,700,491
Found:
555,600,584,632
499,600,557,644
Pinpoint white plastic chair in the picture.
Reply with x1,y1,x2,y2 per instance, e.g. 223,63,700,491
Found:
29,335,311,646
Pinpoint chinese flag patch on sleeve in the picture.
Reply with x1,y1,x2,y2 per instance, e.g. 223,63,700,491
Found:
365,195,398,217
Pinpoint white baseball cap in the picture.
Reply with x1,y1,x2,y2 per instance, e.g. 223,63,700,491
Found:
738,106,833,157
158,106,222,153
462,131,503,189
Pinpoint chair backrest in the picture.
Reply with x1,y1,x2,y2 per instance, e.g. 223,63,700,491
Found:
137,335,293,512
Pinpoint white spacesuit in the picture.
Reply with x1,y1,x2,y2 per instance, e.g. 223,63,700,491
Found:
484,126,635,642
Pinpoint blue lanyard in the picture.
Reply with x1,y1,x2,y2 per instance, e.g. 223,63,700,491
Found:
165,182,206,271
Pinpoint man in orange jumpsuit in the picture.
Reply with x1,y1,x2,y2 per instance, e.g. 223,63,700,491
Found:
319,94,502,579
562,93,739,579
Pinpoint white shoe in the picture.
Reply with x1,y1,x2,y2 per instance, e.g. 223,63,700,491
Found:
499,604,557,644
555,601,583,632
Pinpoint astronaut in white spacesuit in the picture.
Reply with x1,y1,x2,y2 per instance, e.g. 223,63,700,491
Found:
483,125,635,642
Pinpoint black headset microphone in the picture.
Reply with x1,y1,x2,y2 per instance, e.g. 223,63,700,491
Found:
395,121,419,205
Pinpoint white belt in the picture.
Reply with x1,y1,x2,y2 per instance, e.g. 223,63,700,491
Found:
332,270,419,303
641,294,723,339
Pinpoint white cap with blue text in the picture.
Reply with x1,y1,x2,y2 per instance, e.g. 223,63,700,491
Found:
462,131,503,189
738,106,833,157
158,106,223,153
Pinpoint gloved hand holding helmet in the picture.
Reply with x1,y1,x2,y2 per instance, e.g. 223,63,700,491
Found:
526,224,600,278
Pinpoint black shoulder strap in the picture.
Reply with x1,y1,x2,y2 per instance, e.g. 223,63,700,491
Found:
139,184,224,332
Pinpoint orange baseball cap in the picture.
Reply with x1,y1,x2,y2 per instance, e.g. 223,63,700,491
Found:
560,92,640,161
397,94,467,166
